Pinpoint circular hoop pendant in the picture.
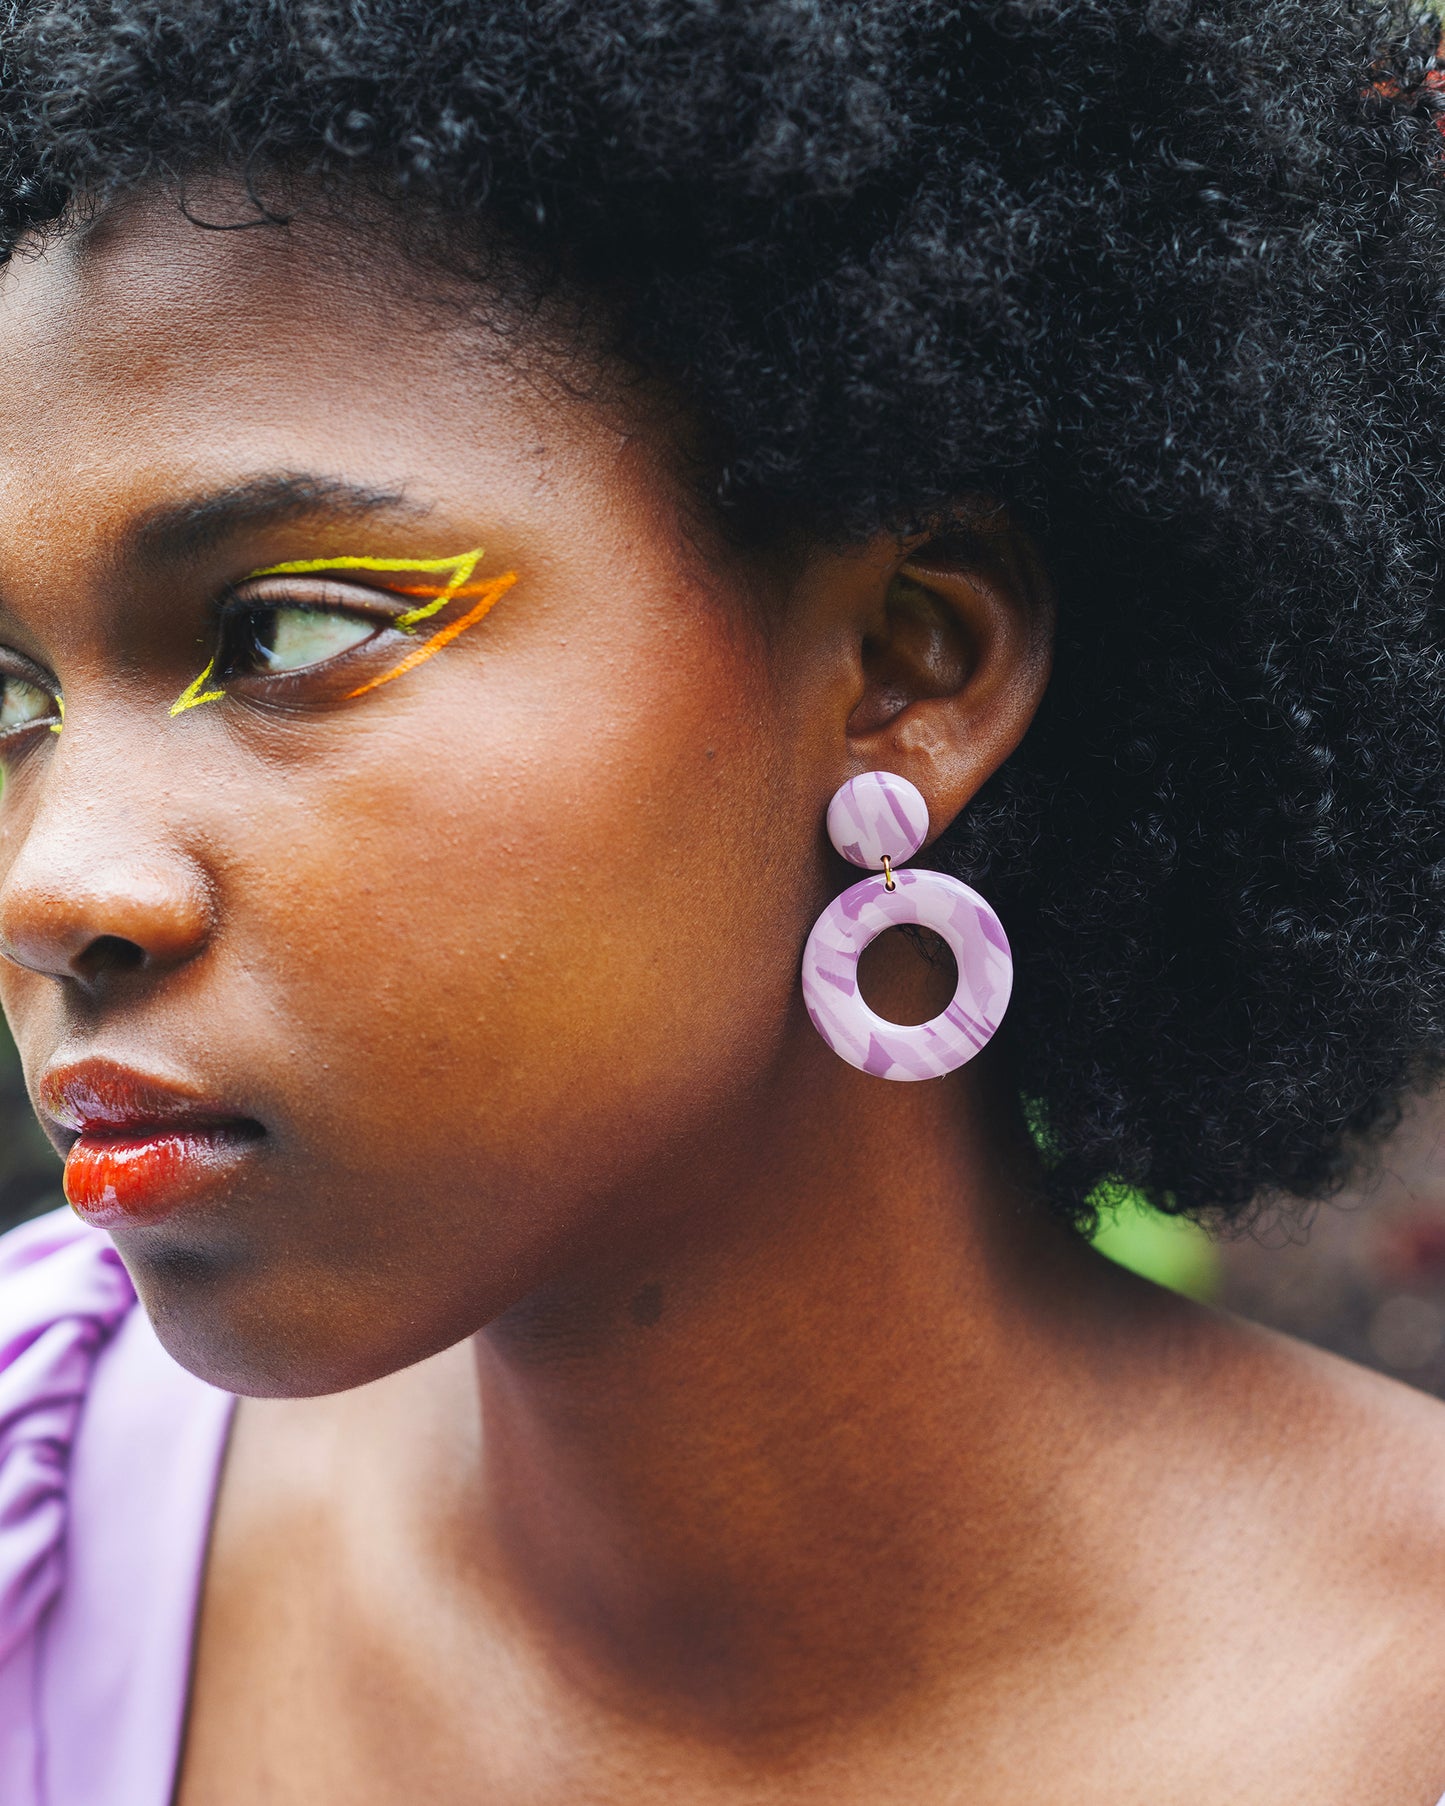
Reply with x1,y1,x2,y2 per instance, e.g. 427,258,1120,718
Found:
801,866,1013,1081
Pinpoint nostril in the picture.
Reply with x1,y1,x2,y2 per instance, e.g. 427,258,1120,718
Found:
72,934,148,985
0,859,214,982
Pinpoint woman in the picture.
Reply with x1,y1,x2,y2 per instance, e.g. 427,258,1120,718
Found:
0,0,1444,1799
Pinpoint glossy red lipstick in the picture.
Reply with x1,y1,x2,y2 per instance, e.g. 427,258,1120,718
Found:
40,1061,261,1228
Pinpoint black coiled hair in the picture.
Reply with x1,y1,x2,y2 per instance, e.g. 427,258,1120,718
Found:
4,0,1445,1225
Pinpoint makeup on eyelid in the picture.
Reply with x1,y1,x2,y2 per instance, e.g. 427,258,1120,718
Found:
164,547,517,715
245,547,484,628
345,569,517,699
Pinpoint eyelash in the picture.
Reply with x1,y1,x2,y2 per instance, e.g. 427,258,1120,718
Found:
195,559,517,710
0,660,62,754
213,586,399,682
0,550,512,746
161,576,418,719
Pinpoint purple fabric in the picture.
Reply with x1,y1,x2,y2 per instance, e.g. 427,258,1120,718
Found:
0,1208,233,1805
0,1205,1440,1806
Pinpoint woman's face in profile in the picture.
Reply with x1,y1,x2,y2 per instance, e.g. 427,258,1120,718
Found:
0,197,836,1395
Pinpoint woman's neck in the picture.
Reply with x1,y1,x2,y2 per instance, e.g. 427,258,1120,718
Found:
188,1030,1445,1802
456,1036,1184,1742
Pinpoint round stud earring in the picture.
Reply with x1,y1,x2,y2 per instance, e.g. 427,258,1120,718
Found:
801,771,1013,1081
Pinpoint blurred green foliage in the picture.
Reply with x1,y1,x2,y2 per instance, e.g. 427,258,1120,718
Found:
1091,1189,1221,1298
0,1020,1228,1270
0,1011,62,1234
1023,1095,1219,1299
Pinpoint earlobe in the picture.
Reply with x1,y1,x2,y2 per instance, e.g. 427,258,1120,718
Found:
844,518,1054,838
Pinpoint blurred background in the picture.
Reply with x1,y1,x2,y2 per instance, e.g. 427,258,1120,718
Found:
8,1005,1445,1393
1093,1095,1445,1395
0,1012,65,1232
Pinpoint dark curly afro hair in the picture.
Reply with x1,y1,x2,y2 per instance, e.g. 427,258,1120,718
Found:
3,0,1445,1228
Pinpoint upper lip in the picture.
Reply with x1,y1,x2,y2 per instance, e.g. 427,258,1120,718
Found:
37,1057,252,1146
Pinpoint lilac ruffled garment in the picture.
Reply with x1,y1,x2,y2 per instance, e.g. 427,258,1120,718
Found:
0,1208,233,1806
0,1206,1441,1806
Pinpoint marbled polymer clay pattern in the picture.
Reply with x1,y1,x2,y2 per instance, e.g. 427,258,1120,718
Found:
801,867,1013,1080
826,770,930,870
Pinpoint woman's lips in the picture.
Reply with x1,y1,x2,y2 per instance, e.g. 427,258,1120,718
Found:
40,1060,263,1228
62,1124,258,1227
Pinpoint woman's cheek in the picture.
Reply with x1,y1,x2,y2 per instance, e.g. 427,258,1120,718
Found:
235,587,787,1192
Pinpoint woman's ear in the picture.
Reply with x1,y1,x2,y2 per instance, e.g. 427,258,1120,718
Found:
793,510,1054,841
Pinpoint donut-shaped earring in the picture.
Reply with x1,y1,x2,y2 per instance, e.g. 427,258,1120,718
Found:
801,771,1013,1081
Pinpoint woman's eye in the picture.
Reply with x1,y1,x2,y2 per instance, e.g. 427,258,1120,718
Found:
235,606,380,675
0,673,57,733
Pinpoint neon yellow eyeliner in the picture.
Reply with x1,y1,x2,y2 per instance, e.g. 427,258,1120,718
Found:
165,547,487,716
246,549,484,630
169,659,227,717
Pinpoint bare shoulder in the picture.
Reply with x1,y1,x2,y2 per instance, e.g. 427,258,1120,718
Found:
1240,1312,1445,1550
1178,1311,1445,1802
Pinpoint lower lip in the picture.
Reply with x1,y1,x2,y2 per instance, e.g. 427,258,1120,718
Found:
63,1127,257,1227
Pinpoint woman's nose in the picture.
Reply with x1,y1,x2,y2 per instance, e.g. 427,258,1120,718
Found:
0,854,213,989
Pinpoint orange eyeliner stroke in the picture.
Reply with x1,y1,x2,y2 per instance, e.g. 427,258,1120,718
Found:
164,547,513,715
345,571,518,699
247,549,486,629
389,581,501,601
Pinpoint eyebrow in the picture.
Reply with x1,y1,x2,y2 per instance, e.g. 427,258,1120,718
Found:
126,474,421,568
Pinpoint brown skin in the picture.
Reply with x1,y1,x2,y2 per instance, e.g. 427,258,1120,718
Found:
0,194,1443,1805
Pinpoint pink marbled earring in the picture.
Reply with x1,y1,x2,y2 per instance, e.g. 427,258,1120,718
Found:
801,771,1013,1080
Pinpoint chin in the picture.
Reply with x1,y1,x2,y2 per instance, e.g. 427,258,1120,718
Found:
114,1226,452,1399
